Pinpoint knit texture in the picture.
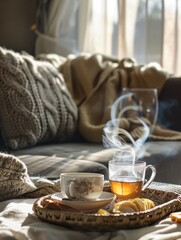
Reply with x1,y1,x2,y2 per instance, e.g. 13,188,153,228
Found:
0,153,36,201
0,152,61,201
0,47,78,150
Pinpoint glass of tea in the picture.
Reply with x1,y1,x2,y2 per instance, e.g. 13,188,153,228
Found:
109,158,156,200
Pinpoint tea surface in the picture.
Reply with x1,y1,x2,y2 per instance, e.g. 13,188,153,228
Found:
110,176,143,200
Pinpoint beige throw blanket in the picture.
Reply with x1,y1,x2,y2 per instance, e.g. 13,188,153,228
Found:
37,53,181,143
1,199,181,240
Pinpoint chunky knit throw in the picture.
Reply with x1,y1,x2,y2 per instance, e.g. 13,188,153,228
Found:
0,153,36,201
0,152,61,201
0,47,78,150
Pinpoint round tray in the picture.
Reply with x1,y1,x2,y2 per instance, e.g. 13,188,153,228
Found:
33,188,181,231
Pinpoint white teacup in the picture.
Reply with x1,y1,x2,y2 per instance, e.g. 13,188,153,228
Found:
60,172,104,201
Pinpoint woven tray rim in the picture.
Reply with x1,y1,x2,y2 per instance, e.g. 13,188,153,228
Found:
33,188,181,231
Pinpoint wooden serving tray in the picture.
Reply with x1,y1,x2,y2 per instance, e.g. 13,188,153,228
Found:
33,188,181,231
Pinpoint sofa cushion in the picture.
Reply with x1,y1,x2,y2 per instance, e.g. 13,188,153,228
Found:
0,47,78,150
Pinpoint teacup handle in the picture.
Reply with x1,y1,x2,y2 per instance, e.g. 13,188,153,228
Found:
142,165,156,191
65,180,76,199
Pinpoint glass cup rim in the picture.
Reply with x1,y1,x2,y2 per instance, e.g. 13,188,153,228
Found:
109,160,146,166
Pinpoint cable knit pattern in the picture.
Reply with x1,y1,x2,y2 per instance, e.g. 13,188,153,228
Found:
0,47,78,150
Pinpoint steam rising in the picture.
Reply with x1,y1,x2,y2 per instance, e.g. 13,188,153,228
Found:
103,92,150,160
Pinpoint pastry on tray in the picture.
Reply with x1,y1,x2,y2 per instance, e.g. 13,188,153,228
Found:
42,192,155,215
33,188,181,230
42,196,79,212
170,212,181,223
97,197,155,215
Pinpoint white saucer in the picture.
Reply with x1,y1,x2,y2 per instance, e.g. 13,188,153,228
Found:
51,191,116,212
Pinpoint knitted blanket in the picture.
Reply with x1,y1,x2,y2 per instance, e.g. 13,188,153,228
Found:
0,153,60,201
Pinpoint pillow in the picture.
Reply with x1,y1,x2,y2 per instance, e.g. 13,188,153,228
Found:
0,47,78,150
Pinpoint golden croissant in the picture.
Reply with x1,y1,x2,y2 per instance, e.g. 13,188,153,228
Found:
111,198,155,213
170,212,181,223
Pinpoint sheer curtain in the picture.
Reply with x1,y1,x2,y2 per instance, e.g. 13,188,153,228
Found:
35,0,181,76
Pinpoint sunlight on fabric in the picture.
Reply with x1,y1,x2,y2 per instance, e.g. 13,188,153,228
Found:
0,200,34,232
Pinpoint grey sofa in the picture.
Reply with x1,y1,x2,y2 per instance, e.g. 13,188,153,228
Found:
6,78,179,185
0,48,181,184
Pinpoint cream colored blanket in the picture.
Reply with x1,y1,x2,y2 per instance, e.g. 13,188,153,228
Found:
1,186,181,240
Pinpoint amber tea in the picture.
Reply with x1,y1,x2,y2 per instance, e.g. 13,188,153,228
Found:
109,160,156,200
110,176,143,200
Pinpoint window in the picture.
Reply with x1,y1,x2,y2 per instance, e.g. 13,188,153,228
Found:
36,0,181,75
